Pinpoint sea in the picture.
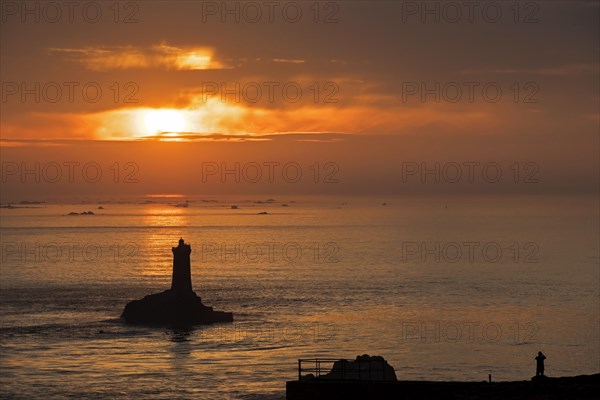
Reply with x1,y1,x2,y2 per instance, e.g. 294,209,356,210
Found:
1,195,598,399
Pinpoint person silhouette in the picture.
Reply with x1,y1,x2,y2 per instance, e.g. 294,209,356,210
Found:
535,351,546,376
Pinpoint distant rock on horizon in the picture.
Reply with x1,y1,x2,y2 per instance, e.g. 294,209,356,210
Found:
67,211,95,215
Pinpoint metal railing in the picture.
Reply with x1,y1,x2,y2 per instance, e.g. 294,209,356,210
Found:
298,358,389,382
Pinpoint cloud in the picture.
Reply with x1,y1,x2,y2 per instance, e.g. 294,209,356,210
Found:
461,63,599,76
48,43,229,71
0,99,498,143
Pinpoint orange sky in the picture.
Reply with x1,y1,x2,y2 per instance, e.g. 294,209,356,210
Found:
1,1,598,199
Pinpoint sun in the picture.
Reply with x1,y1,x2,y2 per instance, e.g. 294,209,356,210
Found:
144,109,185,134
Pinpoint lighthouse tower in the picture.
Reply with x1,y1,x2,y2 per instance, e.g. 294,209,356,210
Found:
122,238,233,324
171,238,193,293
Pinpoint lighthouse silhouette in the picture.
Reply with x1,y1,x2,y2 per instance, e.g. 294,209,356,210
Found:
171,238,193,293
121,238,232,325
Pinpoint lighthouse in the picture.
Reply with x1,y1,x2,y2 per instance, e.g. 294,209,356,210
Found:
171,238,193,293
121,238,232,325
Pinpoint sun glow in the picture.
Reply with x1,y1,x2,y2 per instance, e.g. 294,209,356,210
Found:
94,99,256,140
143,109,186,134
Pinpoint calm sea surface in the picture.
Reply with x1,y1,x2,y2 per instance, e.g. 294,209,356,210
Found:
1,195,598,399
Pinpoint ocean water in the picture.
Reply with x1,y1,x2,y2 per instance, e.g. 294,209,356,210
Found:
0,195,598,399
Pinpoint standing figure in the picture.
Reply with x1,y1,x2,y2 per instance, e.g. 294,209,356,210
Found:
535,351,546,377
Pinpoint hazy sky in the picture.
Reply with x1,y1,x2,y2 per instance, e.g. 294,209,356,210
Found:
1,1,598,199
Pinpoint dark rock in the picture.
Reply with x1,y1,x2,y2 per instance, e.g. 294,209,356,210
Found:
322,355,397,382
121,289,232,325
